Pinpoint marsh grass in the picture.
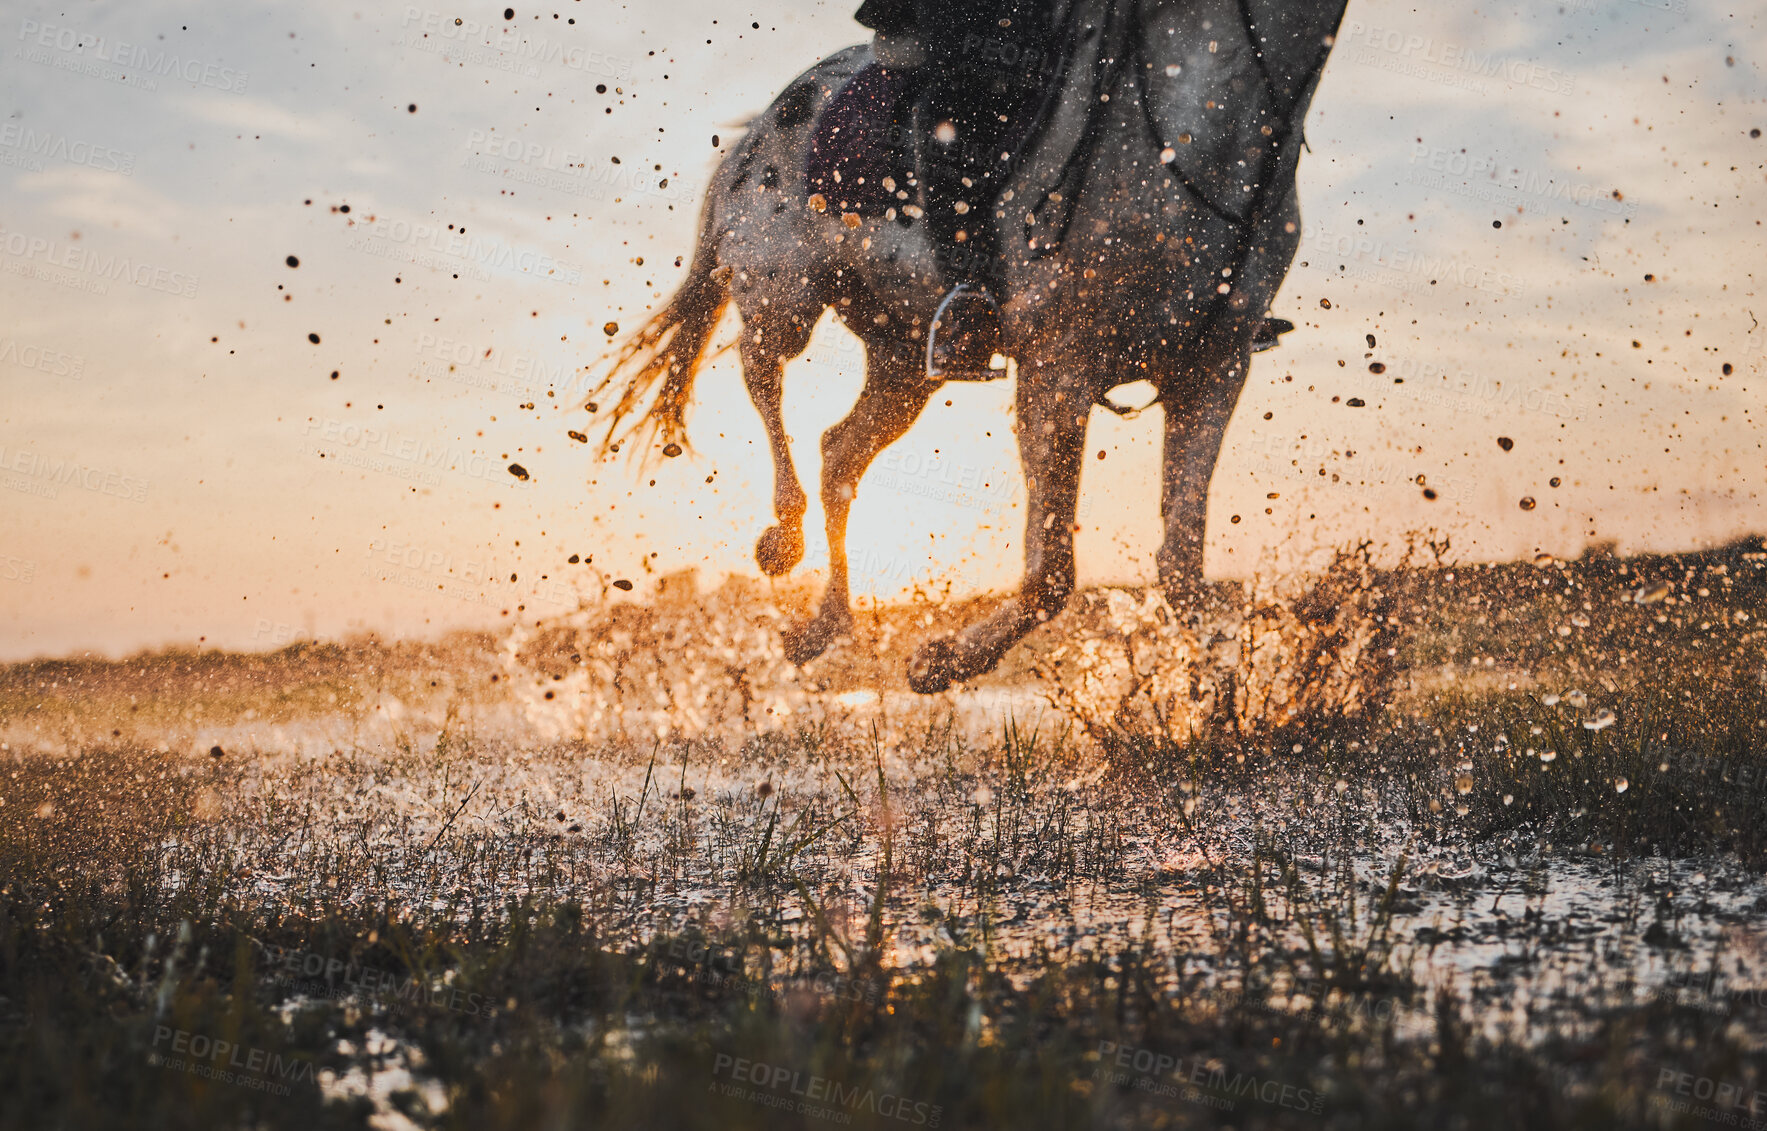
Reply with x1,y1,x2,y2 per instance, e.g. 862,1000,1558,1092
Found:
4,540,1767,1128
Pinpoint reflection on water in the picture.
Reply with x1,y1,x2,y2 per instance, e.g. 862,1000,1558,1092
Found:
8,544,1767,1130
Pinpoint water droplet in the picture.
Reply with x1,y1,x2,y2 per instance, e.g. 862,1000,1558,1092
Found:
1565,690,1587,708
1584,709,1616,731
1635,581,1672,605
1542,693,1560,706
1160,146,1177,163
1455,774,1473,794
1539,750,1557,764
1613,777,1629,794
1533,552,1555,567
1519,496,1536,511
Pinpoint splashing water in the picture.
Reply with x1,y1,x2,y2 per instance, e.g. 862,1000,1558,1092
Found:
503,573,817,743
1031,547,1406,752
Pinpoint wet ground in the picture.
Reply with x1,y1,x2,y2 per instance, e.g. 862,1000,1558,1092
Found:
7,544,1767,1128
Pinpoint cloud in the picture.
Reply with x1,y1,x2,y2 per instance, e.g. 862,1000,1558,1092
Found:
166,91,331,141
12,166,185,241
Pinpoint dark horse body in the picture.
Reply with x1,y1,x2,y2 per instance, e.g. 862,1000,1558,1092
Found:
592,0,1348,692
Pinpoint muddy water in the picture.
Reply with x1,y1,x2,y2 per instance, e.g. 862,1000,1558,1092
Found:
135,682,1764,1058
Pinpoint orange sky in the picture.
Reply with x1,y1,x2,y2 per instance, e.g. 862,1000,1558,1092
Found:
1,0,1763,659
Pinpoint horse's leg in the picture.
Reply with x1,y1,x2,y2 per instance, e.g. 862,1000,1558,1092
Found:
1156,346,1253,606
742,325,814,576
907,366,1087,693
783,345,935,666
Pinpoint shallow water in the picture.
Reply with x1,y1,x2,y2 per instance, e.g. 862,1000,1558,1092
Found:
126,684,1762,1063
13,560,1767,1126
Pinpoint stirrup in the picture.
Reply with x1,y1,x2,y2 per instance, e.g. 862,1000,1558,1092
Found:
925,284,1003,380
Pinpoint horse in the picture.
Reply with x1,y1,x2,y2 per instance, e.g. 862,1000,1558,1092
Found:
588,0,1349,693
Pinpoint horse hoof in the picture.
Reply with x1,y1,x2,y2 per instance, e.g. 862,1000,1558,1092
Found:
783,621,829,666
783,610,851,666
755,525,803,577
907,638,960,695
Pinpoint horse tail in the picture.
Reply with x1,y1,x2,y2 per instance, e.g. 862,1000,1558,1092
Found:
587,195,729,457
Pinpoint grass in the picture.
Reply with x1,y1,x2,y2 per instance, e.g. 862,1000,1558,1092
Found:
4,540,1767,1129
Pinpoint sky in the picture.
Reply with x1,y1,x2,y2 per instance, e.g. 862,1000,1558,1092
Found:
0,0,1763,660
